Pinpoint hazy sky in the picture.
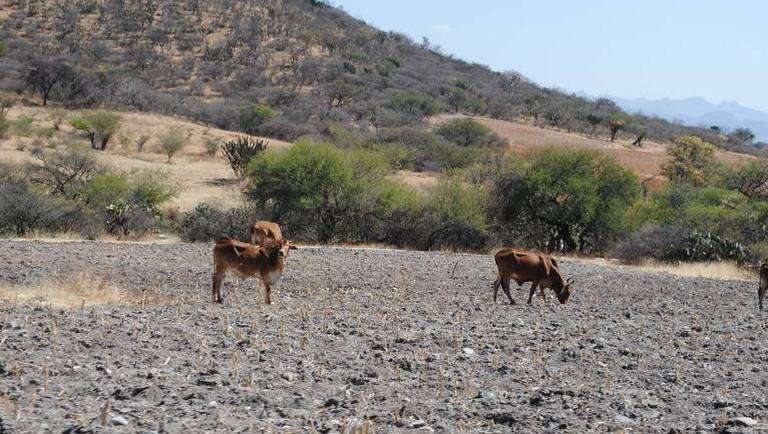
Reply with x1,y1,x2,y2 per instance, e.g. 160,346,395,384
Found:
332,1,768,111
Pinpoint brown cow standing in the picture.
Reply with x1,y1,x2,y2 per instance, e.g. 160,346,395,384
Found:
250,221,283,246
212,238,296,305
493,248,573,305
760,261,768,310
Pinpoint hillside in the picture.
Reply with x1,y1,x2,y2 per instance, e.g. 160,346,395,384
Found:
2,104,755,217
0,105,291,210
432,114,755,181
0,0,731,148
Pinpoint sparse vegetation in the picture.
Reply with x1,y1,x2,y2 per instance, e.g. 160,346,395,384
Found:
159,127,187,164
0,0,726,147
204,138,219,157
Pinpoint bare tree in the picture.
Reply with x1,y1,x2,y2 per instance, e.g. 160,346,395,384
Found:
22,57,75,106
28,147,100,197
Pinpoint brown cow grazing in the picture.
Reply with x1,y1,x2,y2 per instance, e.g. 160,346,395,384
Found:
760,261,768,310
250,221,283,246
212,238,297,305
492,248,573,305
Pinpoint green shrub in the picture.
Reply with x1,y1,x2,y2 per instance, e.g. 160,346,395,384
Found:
83,170,176,236
493,148,640,253
638,184,756,241
434,118,505,147
0,164,74,236
181,202,258,242
664,230,746,263
375,126,483,170
222,137,268,178
610,225,688,264
238,104,274,135
662,136,720,186
246,141,353,242
370,143,417,170
12,116,35,137
325,122,368,148
424,179,489,250
386,92,445,123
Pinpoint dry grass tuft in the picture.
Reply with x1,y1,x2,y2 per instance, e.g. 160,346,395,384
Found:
0,272,164,307
634,260,756,281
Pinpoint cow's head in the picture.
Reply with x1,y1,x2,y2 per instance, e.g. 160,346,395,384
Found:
556,277,574,304
263,240,297,258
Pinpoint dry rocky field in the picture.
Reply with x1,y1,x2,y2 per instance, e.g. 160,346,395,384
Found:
0,240,766,433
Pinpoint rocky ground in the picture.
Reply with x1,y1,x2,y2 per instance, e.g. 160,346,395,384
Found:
0,240,766,433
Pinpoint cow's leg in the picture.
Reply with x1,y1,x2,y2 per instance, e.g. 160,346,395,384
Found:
539,286,548,303
493,274,501,303
501,277,515,305
527,282,539,305
212,272,224,303
760,285,765,310
263,282,272,305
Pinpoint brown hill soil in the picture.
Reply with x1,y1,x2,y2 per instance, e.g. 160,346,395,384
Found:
432,114,755,182
0,106,292,211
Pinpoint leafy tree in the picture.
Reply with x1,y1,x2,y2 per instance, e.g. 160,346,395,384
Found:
661,136,719,186
70,112,121,150
435,118,495,147
493,148,639,252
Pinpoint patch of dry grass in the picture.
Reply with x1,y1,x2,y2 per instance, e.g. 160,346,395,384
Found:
0,272,163,307
633,260,756,281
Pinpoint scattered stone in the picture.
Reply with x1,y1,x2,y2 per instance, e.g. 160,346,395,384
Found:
111,415,129,426
728,417,757,427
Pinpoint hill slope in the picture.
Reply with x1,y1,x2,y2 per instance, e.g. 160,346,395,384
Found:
0,0,728,147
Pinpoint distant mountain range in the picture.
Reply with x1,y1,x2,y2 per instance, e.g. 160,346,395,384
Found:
608,96,768,142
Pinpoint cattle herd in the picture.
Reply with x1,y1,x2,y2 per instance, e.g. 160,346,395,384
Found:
214,220,768,310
